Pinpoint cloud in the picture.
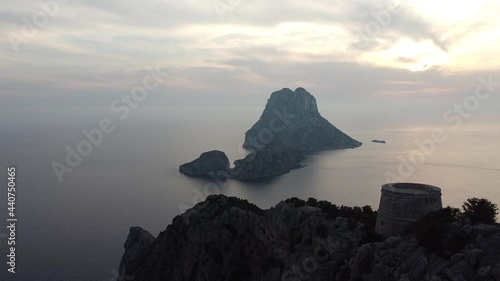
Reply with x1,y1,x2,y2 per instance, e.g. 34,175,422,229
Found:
0,0,499,118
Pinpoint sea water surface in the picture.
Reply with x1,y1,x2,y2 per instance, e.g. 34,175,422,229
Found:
1,105,499,280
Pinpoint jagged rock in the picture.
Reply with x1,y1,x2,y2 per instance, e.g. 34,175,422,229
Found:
243,87,362,151
464,248,484,265
349,244,375,276
119,195,365,281
118,227,155,279
491,260,500,280
118,196,500,281
409,256,429,281
231,143,304,181
179,150,230,178
477,265,491,277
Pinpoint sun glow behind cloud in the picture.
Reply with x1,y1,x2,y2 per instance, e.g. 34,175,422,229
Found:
0,0,499,106
371,38,451,72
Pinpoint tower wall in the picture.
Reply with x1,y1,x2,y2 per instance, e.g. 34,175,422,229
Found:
375,183,442,237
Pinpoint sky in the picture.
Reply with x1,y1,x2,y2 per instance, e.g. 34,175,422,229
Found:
1,0,499,129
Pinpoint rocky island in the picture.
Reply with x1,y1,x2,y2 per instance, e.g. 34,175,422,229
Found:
179,87,362,181
118,194,500,281
178,150,230,178
231,141,305,181
243,87,361,151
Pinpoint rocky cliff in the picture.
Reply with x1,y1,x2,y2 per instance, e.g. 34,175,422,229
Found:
179,87,361,181
231,142,304,181
243,87,362,151
118,195,500,281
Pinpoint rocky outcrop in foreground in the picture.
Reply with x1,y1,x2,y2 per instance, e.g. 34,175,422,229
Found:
118,195,500,281
179,87,361,181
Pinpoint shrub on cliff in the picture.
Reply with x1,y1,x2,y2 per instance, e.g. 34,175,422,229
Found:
462,197,498,224
412,207,468,256
286,198,377,225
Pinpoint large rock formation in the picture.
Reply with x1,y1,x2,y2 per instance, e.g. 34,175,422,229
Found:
118,226,155,278
118,195,500,281
179,150,230,178
243,87,362,151
231,142,304,181
118,195,365,281
179,87,361,181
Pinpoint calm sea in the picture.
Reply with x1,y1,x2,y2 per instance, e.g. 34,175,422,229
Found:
1,105,499,281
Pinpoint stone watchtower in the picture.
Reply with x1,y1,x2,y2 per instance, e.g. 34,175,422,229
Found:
375,183,443,237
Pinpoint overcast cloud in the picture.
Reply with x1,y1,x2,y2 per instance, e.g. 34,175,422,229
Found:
1,0,499,130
